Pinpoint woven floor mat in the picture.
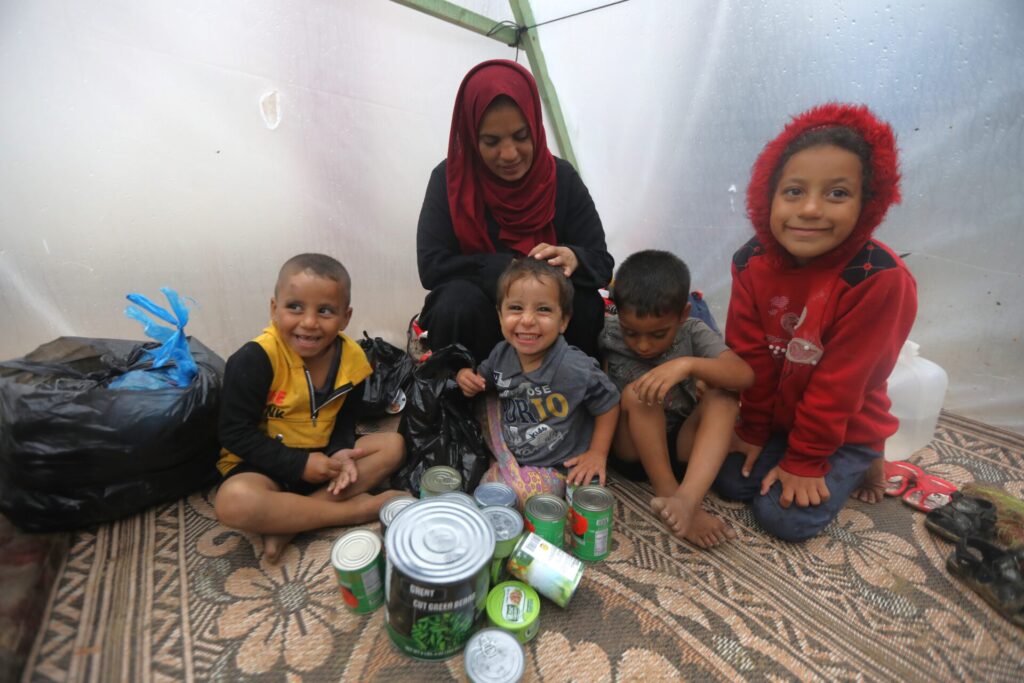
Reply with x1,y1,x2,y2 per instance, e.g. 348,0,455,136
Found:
20,412,1024,682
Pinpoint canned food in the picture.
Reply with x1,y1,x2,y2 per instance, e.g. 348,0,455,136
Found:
379,495,418,539
507,532,583,608
486,581,540,644
420,465,463,498
385,499,495,660
565,475,601,508
438,491,479,508
474,482,519,509
481,506,524,585
331,529,385,613
569,485,614,561
524,494,567,548
464,628,525,683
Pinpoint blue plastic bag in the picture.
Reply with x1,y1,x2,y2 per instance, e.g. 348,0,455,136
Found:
108,288,198,390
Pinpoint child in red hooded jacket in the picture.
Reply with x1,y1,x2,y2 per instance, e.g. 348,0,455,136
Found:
714,104,917,542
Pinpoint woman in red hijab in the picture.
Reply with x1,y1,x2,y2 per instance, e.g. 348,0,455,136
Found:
416,59,613,361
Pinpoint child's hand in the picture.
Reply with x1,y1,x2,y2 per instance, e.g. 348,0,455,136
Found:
693,379,708,402
456,368,487,397
564,449,607,486
326,448,363,495
760,466,831,508
528,242,578,277
632,358,691,405
302,451,342,483
730,433,763,478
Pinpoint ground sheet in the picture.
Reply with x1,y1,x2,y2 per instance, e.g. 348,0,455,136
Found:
19,413,1024,682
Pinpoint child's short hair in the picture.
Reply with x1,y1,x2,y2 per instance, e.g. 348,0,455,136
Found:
769,126,874,200
275,253,351,304
611,250,691,318
496,258,574,317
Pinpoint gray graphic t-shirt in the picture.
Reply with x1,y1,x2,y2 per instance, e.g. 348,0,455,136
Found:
479,337,620,468
599,316,728,431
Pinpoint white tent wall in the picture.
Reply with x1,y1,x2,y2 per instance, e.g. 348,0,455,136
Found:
1,1,1021,432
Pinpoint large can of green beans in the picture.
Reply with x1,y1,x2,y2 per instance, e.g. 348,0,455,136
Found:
523,494,566,548
384,498,495,660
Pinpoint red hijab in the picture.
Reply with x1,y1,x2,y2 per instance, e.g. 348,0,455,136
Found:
447,60,557,255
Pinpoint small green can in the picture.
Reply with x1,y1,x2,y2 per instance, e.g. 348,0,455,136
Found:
486,581,540,644
420,466,462,498
569,485,614,562
481,506,524,585
523,494,567,548
507,532,584,608
331,528,385,613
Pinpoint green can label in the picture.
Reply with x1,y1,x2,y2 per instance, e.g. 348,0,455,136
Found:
507,533,583,608
331,529,385,613
486,581,540,644
524,494,566,548
569,485,614,562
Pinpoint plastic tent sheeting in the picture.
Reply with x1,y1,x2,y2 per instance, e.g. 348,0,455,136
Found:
0,0,1021,432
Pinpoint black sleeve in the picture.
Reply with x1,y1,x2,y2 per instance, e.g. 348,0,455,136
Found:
416,160,515,295
553,158,614,290
325,382,365,454
218,342,309,484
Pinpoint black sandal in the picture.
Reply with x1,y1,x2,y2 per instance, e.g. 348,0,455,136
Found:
925,492,998,543
947,536,1024,628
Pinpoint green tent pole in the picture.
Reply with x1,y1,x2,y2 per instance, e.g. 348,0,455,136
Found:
390,0,519,45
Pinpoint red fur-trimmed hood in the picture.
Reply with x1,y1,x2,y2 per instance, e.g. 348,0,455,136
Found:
746,103,901,268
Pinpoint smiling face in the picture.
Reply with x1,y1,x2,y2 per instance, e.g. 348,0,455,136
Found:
270,270,351,364
617,304,690,360
498,274,569,371
769,144,864,265
477,100,534,182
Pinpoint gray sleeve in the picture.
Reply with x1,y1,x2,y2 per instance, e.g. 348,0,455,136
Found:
582,358,621,415
687,319,729,359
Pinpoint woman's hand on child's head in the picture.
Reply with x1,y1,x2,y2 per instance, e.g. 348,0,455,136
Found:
456,368,487,397
528,242,578,278
760,466,831,508
326,448,362,494
564,449,607,486
632,359,691,406
303,452,342,483
729,433,763,478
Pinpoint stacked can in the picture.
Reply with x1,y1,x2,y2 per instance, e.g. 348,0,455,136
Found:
379,495,418,540
507,532,584,608
523,494,567,548
438,491,478,508
474,482,518,510
331,529,385,613
463,628,525,683
565,475,601,508
486,581,540,644
419,465,462,498
481,505,523,586
569,485,614,561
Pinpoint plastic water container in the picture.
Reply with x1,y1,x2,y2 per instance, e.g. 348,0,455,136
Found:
884,340,949,461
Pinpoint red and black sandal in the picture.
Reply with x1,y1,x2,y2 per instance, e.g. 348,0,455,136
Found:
884,461,925,497
903,475,958,513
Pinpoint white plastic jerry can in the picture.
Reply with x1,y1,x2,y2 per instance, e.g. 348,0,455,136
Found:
884,340,949,461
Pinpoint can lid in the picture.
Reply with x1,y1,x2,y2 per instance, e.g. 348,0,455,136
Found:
481,506,524,542
464,628,525,683
437,491,479,508
572,485,614,512
331,529,382,570
385,498,495,583
379,495,418,526
486,581,540,629
474,482,517,506
421,465,462,492
524,493,567,521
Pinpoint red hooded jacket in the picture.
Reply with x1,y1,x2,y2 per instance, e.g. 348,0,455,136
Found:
726,104,918,477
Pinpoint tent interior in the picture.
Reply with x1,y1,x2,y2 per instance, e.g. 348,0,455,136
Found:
1,1,1022,681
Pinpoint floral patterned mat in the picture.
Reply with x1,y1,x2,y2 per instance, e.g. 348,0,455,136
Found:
19,412,1024,682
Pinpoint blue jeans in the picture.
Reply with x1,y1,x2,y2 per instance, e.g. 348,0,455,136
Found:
714,433,880,542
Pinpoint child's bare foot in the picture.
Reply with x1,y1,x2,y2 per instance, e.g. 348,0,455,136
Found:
851,458,886,504
263,533,295,563
651,496,736,548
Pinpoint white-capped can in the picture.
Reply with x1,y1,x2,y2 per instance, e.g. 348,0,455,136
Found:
464,628,525,683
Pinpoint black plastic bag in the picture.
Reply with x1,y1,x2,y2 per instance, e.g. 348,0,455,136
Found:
394,344,491,494
0,336,225,532
358,332,414,417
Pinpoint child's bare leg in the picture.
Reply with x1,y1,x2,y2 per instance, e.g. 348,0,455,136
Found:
651,389,739,548
618,386,678,498
851,456,885,504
